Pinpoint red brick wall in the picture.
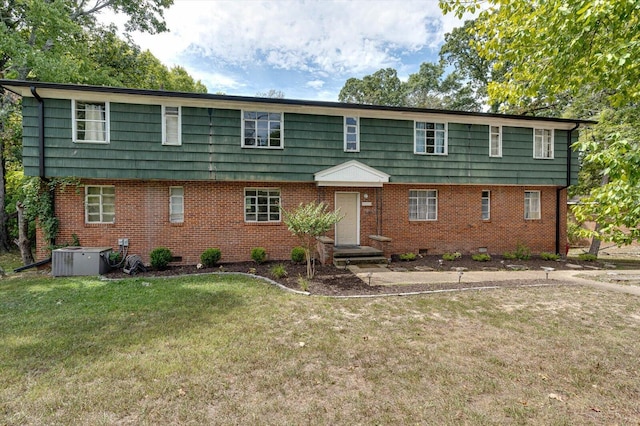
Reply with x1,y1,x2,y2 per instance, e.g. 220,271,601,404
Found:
381,184,564,256
36,180,568,264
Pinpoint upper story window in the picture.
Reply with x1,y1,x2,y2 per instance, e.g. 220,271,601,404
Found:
169,186,184,223
524,190,541,220
344,116,359,152
73,100,109,144
415,121,447,155
162,106,182,146
244,188,281,222
534,128,554,159
482,190,491,220
490,125,502,157
242,111,282,148
85,185,115,223
409,189,438,221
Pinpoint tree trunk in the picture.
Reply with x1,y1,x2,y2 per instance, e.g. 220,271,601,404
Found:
588,222,602,256
15,201,35,265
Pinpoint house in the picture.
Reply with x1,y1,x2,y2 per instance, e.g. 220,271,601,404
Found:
0,80,592,265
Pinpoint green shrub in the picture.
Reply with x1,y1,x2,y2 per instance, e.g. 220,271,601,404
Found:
270,263,288,279
251,247,267,264
472,253,491,262
399,252,417,261
442,252,462,261
150,247,172,270
298,276,309,292
515,243,531,260
503,251,517,260
578,253,598,262
108,251,122,264
540,252,561,261
291,246,305,263
200,248,222,267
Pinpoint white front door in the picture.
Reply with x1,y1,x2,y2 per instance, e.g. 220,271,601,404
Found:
335,192,359,246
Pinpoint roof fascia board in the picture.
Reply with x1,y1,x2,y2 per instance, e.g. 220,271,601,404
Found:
1,80,594,130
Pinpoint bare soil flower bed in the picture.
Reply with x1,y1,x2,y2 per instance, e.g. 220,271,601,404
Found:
103,255,608,296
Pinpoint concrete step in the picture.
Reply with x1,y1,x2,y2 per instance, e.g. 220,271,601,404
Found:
334,256,389,267
333,246,383,258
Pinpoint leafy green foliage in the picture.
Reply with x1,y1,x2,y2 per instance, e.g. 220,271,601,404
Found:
200,248,222,267
399,252,417,261
514,243,531,261
338,63,482,111
297,275,310,292
282,202,343,279
338,68,406,106
442,252,462,261
150,247,172,270
502,251,517,261
471,253,491,262
269,264,288,279
540,252,561,261
291,247,305,263
440,0,640,109
251,247,267,264
578,253,598,262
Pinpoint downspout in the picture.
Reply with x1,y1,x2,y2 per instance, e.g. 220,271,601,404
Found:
29,86,56,248
555,123,580,255
30,86,45,178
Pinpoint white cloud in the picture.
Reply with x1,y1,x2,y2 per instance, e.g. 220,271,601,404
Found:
98,0,467,99
306,79,325,90
120,1,455,74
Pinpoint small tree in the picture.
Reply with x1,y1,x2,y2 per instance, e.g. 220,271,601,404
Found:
282,202,343,279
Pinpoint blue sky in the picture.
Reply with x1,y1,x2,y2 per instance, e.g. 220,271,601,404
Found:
101,0,466,101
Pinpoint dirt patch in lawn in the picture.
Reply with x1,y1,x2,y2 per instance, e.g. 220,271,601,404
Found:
102,254,615,296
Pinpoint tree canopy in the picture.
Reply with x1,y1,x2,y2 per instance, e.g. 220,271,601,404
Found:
338,63,482,111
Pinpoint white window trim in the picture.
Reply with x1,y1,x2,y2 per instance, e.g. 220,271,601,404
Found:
162,105,182,146
344,116,360,152
241,110,284,149
409,189,438,221
524,190,541,220
84,185,115,224
489,125,502,157
244,188,281,223
533,128,554,159
169,186,184,223
482,190,491,221
414,121,448,156
72,99,110,144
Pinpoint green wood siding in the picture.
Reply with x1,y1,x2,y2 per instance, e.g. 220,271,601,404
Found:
22,97,580,185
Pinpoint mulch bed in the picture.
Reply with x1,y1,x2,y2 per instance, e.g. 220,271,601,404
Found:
103,255,607,297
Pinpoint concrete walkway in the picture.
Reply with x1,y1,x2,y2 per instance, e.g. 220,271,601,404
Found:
349,266,640,296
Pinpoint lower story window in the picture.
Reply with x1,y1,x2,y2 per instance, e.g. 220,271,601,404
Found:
482,190,491,220
245,188,280,222
524,190,541,220
169,186,184,223
409,190,437,221
85,185,115,223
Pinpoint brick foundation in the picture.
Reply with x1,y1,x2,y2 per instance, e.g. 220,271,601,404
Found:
36,180,568,265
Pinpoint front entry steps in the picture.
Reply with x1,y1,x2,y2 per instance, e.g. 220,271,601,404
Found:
333,246,388,268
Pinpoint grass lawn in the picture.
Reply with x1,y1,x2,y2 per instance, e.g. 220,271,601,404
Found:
1,273,639,425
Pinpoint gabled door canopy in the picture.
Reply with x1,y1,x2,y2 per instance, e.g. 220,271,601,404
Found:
314,160,390,187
